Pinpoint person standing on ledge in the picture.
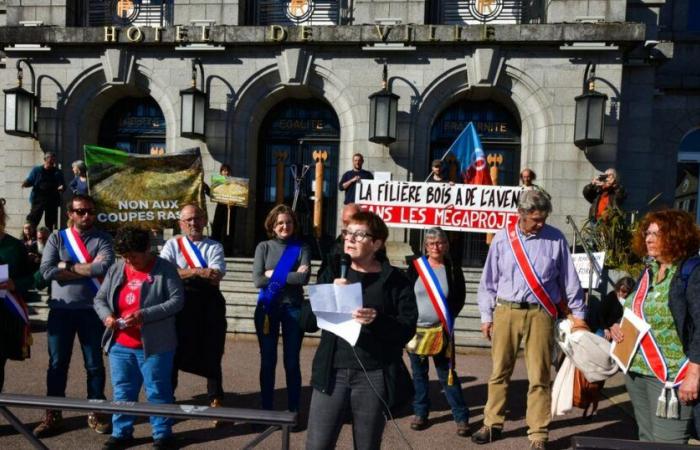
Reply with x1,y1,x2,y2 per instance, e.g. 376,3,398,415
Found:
338,153,373,205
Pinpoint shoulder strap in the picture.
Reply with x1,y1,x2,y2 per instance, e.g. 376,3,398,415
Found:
681,256,700,292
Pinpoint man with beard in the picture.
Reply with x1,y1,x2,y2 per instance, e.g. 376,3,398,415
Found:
160,204,227,424
338,153,373,205
35,194,115,437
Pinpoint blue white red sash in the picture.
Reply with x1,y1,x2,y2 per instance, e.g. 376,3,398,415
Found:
631,269,689,387
60,227,101,293
413,256,453,335
506,220,558,318
177,236,208,269
2,291,28,324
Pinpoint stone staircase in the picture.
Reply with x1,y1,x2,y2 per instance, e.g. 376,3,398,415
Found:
28,258,490,348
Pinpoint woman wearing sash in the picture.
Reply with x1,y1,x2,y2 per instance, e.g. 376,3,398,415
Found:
303,211,417,450
610,209,700,443
252,205,310,413
405,227,469,436
0,198,33,392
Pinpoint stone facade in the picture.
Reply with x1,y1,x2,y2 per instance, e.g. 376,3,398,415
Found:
0,0,696,255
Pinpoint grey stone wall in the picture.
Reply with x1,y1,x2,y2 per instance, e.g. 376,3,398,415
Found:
547,0,626,23
6,0,66,26
173,0,240,26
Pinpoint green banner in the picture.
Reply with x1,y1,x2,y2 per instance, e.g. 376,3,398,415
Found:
84,145,206,231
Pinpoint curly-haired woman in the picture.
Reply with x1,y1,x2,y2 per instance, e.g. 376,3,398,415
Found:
610,209,700,443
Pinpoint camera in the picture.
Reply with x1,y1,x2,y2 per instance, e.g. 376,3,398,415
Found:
116,318,127,330
597,174,608,182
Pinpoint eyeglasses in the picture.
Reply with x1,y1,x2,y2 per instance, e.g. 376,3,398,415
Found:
341,229,374,242
644,230,661,239
71,208,95,216
426,241,447,248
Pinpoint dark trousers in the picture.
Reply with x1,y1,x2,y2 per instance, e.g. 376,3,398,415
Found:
254,303,303,411
26,198,59,230
171,366,224,402
0,356,5,392
46,308,106,399
306,368,387,450
408,351,468,423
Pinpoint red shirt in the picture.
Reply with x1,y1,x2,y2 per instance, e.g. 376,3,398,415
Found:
115,261,154,348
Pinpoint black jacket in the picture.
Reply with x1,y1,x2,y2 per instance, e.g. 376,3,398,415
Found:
598,290,624,330
405,256,466,321
582,183,626,221
669,260,700,364
301,259,417,399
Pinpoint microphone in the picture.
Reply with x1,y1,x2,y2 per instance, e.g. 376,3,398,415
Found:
340,253,351,279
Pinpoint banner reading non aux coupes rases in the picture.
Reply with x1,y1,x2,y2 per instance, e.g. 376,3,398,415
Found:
355,181,522,233
84,145,206,231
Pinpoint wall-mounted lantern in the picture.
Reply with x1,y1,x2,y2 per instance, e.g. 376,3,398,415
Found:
368,63,399,145
574,63,608,150
4,59,37,137
180,59,206,139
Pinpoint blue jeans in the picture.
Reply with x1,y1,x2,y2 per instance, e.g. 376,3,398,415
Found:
306,368,386,450
254,303,303,411
409,351,468,423
109,344,175,440
46,308,106,399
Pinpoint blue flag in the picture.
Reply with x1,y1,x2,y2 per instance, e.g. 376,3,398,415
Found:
442,122,491,185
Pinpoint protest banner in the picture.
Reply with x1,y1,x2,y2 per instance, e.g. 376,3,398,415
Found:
571,252,606,289
84,145,205,231
210,175,249,207
355,180,522,233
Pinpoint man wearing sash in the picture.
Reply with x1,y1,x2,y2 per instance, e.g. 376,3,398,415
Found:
160,204,227,418
472,190,585,449
35,194,115,437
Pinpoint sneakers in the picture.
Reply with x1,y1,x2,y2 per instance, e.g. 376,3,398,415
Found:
33,410,63,438
410,416,428,431
88,412,112,434
102,436,133,450
456,421,470,437
530,440,548,449
153,436,178,450
210,398,224,428
471,424,502,444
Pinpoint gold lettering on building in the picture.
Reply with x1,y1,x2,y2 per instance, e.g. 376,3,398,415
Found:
126,26,143,43
104,26,118,42
299,26,313,42
428,25,438,42
200,25,210,42
278,119,325,130
269,25,287,42
152,26,163,42
175,25,187,42
375,25,391,42
404,25,412,42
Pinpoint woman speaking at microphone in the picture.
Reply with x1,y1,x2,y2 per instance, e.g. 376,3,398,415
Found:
303,211,417,450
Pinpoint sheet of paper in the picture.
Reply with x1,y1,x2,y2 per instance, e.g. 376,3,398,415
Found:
610,308,652,373
308,282,363,346
0,264,7,298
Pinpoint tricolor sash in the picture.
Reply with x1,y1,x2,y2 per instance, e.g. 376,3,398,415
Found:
413,256,453,335
60,227,101,294
631,268,689,418
177,236,208,269
506,221,558,318
2,291,28,324
257,241,302,315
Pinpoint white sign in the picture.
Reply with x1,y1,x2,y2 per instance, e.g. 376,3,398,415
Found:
355,180,522,233
571,252,606,289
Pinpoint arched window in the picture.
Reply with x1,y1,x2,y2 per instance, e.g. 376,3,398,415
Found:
98,97,166,154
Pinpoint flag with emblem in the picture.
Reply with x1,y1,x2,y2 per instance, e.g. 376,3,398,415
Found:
442,122,492,185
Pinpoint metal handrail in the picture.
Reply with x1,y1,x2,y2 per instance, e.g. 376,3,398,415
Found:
0,393,296,450
566,215,603,281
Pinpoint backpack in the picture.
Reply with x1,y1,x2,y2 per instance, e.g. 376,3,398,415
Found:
680,256,700,292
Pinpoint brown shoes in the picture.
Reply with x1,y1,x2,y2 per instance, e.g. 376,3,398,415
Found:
410,415,428,431
530,440,548,449
456,421,470,437
471,424,502,444
88,412,112,434
33,410,63,437
210,398,224,428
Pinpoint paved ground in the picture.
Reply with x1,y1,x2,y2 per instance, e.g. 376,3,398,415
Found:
1,330,640,449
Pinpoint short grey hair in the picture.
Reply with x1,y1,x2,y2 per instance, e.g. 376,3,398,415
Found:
424,227,448,243
72,160,86,172
518,190,552,214
605,168,619,182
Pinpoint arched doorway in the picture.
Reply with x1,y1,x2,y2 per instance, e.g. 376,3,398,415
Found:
676,128,700,223
256,98,340,247
98,97,166,154
430,99,521,266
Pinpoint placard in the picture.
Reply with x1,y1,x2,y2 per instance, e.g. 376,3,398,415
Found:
355,180,521,233
210,175,249,207
571,252,606,289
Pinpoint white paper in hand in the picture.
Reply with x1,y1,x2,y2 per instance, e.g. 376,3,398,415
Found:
308,282,363,346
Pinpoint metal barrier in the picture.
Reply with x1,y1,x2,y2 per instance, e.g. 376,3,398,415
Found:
0,393,296,450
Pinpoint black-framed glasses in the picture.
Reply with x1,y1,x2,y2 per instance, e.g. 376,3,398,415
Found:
71,208,95,216
341,229,374,242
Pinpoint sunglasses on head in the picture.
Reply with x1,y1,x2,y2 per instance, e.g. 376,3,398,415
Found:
71,208,95,216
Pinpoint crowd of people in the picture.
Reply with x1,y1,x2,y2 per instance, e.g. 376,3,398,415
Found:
1,154,700,450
